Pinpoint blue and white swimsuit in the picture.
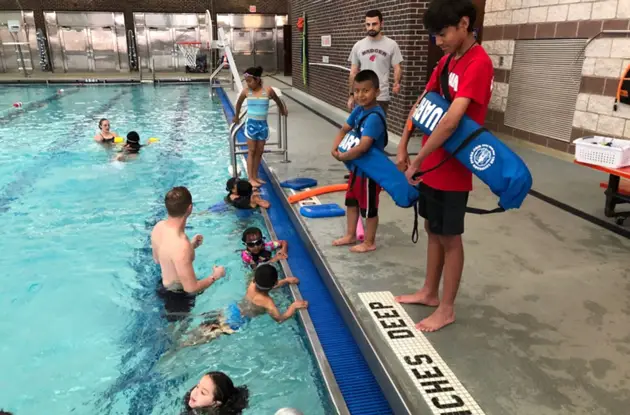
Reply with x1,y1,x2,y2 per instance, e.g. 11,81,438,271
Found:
245,88,270,141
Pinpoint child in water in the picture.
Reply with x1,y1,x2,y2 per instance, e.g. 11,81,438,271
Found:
225,177,270,209
240,227,288,269
178,264,307,348
182,371,249,415
114,131,152,162
233,66,288,188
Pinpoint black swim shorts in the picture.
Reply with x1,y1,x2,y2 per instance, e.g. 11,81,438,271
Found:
417,182,469,236
156,282,196,322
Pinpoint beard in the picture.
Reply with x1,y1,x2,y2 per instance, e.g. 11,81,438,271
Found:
367,29,380,37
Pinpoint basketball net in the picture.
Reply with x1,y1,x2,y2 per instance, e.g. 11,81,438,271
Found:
177,43,200,68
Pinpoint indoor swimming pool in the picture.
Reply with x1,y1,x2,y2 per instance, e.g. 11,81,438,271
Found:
0,84,330,414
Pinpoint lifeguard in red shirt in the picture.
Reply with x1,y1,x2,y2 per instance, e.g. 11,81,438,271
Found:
396,0,494,332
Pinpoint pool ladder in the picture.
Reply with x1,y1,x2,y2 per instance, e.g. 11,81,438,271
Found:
229,104,289,177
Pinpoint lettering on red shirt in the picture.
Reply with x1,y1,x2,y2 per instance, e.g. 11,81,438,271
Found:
419,45,494,192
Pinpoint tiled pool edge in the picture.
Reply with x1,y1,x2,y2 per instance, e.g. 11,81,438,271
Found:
216,87,401,415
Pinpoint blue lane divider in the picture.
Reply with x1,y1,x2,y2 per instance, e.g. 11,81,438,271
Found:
0,88,79,125
216,88,393,414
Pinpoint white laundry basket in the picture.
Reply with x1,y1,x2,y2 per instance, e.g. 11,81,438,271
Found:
574,136,630,169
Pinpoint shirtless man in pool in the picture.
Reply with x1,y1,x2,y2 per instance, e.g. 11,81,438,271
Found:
151,186,225,322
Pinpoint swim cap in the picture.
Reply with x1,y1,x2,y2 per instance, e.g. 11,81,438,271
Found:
226,177,239,192
127,131,140,144
254,264,278,291
275,409,304,415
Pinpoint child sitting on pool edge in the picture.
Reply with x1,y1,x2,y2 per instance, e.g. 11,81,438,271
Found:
225,177,270,209
241,226,288,269
178,264,307,348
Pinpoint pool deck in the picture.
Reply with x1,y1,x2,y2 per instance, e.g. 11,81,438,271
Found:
227,76,630,415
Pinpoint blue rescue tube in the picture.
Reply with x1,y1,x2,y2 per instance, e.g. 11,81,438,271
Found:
410,92,532,210
281,177,318,190
300,203,345,218
338,130,419,208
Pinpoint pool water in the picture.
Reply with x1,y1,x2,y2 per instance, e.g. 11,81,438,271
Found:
0,84,330,415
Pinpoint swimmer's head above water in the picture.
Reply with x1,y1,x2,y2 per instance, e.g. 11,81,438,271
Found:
243,66,263,90
242,227,265,254
185,371,249,414
125,131,141,153
225,178,253,198
98,118,110,132
165,186,193,219
254,264,278,292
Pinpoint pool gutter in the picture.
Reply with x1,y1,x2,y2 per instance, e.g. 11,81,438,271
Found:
261,162,414,415
258,196,350,415
216,93,350,414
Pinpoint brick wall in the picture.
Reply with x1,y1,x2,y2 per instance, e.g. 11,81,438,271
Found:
481,0,630,152
289,0,430,135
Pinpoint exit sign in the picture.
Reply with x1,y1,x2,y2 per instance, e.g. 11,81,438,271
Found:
249,5,256,13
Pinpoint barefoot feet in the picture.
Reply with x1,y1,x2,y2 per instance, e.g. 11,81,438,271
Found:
349,242,376,253
416,305,455,332
332,235,356,246
394,288,439,307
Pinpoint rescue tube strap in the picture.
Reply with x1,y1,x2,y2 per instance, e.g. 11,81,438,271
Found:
412,126,488,180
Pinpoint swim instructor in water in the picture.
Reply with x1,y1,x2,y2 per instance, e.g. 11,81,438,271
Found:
94,118,118,144
151,186,226,322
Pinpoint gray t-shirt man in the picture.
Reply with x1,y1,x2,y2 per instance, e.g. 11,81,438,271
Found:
348,36,403,103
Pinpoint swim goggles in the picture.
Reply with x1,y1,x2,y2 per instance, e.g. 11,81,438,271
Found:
245,239,264,248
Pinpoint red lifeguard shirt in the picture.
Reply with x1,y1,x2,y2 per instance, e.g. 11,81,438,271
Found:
419,44,494,192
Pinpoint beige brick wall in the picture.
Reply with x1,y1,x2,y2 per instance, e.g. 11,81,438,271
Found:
483,0,630,142
485,0,629,25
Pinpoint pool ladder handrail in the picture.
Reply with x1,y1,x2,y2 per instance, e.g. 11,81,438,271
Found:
229,103,289,178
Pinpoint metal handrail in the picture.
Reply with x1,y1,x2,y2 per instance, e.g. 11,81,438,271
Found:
309,62,351,72
229,98,289,177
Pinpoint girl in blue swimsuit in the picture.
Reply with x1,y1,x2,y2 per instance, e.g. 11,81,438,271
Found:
233,66,288,188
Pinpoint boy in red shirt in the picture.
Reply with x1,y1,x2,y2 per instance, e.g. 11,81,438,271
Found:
395,0,494,332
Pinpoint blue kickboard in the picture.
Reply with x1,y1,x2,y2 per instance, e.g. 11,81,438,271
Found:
280,177,318,191
300,203,345,218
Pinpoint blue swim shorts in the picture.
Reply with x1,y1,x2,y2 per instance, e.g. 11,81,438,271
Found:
245,119,269,141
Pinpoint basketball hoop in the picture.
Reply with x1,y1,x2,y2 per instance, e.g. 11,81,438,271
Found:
176,41,202,68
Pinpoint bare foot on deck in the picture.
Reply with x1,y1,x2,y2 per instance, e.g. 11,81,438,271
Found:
332,235,356,246
416,306,455,332
395,288,440,307
256,178,266,184
350,242,376,253
249,179,262,188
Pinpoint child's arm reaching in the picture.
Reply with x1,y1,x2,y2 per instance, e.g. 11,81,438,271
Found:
265,298,308,323
252,194,270,209
232,90,248,124
273,276,299,288
268,87,288,116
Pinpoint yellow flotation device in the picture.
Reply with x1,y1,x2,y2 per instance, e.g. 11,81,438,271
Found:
148,137,160,143
114,137,124,143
